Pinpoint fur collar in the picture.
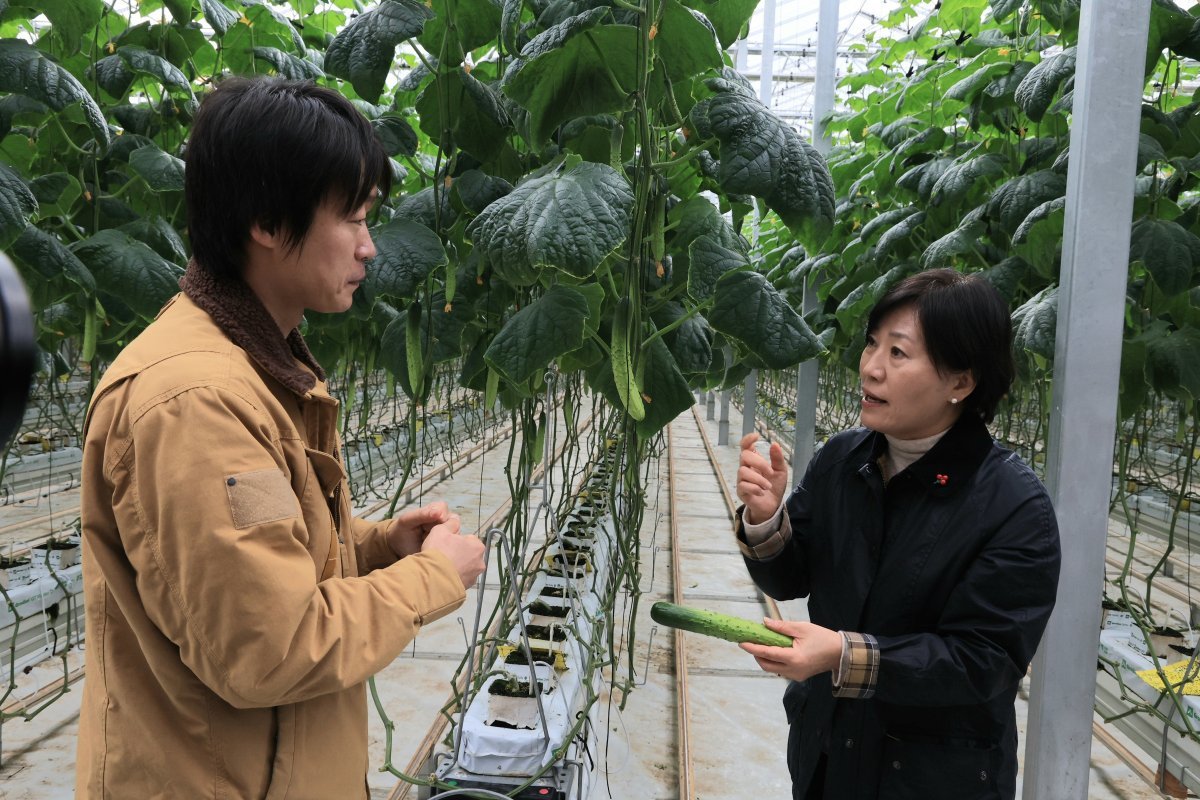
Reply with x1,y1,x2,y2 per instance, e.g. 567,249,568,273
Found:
179,260,325,396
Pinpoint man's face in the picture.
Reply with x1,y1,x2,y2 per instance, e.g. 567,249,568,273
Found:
272,197,377,317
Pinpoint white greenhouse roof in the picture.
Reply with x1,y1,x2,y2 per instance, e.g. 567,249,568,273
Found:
738,0,911,135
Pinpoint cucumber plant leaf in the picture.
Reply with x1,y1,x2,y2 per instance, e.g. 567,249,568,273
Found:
651,301,712,375
38,0,105,56
372,115,420,158
1146,324,1200,403
503,15,639,145
366,219,449,301
690,78,836,245
467,161,634,285
1129,217,1200,297
655,0,723,83
252,46,326,80
1012,197,1065,277
687,233,749,301
930,153,1006,206
989,0,1023,21
90,55,137,100
120,216,188,266
0,163,37,250
944,58,1013,104
453,169,514,215
416,68,512,164
860,206,920,244
325,0,434,102
1118,333,1150,419
921,216,986,269
11,223,95,293
1014,47,1075,123
635,332,696,439
129,144,186,192
72,229,180,319
200,0,239,35
679,0,757,49
1012,285,1058,360
897,157,954,203
0,39,111,151
484,285,591,383
708,271,823,368
29,173,81,219
986,170,1067,236
836,262,917,332
117,46,198,111
419,0,502,67
875,210,925,265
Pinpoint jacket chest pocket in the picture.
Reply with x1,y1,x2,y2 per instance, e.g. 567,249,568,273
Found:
301,447,347,581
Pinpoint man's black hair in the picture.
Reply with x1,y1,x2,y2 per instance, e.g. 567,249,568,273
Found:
866,268,1016,424
184,76,392,280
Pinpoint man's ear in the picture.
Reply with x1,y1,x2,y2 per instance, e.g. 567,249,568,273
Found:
248,222,280,250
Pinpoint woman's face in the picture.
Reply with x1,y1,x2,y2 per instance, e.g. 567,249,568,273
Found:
859,305,974,440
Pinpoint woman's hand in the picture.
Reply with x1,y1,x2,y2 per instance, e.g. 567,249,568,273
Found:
739,618,843,682
386,501,453,558
737,433,789,525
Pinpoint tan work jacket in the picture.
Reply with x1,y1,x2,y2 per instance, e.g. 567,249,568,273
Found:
76,282,465,799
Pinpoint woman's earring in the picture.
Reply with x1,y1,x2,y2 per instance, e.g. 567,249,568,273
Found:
949,397,959,405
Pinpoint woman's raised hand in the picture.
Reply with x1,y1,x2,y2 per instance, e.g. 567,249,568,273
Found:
737,433,789,525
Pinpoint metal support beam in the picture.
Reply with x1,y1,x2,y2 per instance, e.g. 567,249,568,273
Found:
791,0,838,485
1023,2,1150,798
718,390,731,446
742,370,758,438
758,0,776,107
812,0,838,153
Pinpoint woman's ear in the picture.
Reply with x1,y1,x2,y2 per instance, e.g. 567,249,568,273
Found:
952,369,977,400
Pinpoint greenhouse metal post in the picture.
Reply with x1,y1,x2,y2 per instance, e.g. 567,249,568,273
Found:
742,370,757,437
1022,1,1151,798
791,0,839,485
741,0,776,440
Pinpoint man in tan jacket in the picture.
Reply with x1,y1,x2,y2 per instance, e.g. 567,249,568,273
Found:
76,77,486,799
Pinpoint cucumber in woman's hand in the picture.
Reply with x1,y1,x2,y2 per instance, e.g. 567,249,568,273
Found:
650,601,793,647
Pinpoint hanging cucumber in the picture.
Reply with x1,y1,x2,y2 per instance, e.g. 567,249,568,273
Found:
650,601,793,647
405,300,424,400
650,189,666,266
610,296,645,421
484,366,499,411
81,298,99,364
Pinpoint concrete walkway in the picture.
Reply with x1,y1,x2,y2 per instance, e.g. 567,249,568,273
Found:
0,403,1177,799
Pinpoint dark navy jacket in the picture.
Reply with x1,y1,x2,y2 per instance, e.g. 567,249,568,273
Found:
742,413,1061,800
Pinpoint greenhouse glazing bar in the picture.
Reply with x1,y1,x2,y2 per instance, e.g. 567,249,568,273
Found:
1022,1,1151,798
791,0,838,485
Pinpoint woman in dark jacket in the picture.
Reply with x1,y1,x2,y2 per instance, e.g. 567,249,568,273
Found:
736,269,1061,800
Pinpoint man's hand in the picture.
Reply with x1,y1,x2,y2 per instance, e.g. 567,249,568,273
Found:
421,519,486,589
739,618,842,682
737,433,789,525
386,501,453,558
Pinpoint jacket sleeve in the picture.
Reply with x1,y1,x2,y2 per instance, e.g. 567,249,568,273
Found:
113,385,466,709
738,452,824,602
351,516,398,573
871,474,1061,707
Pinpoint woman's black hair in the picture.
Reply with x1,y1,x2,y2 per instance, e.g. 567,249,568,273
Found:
865,268,1015,423
184,76,392,280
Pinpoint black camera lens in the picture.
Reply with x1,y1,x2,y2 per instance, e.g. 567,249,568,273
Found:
0,252,35,449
